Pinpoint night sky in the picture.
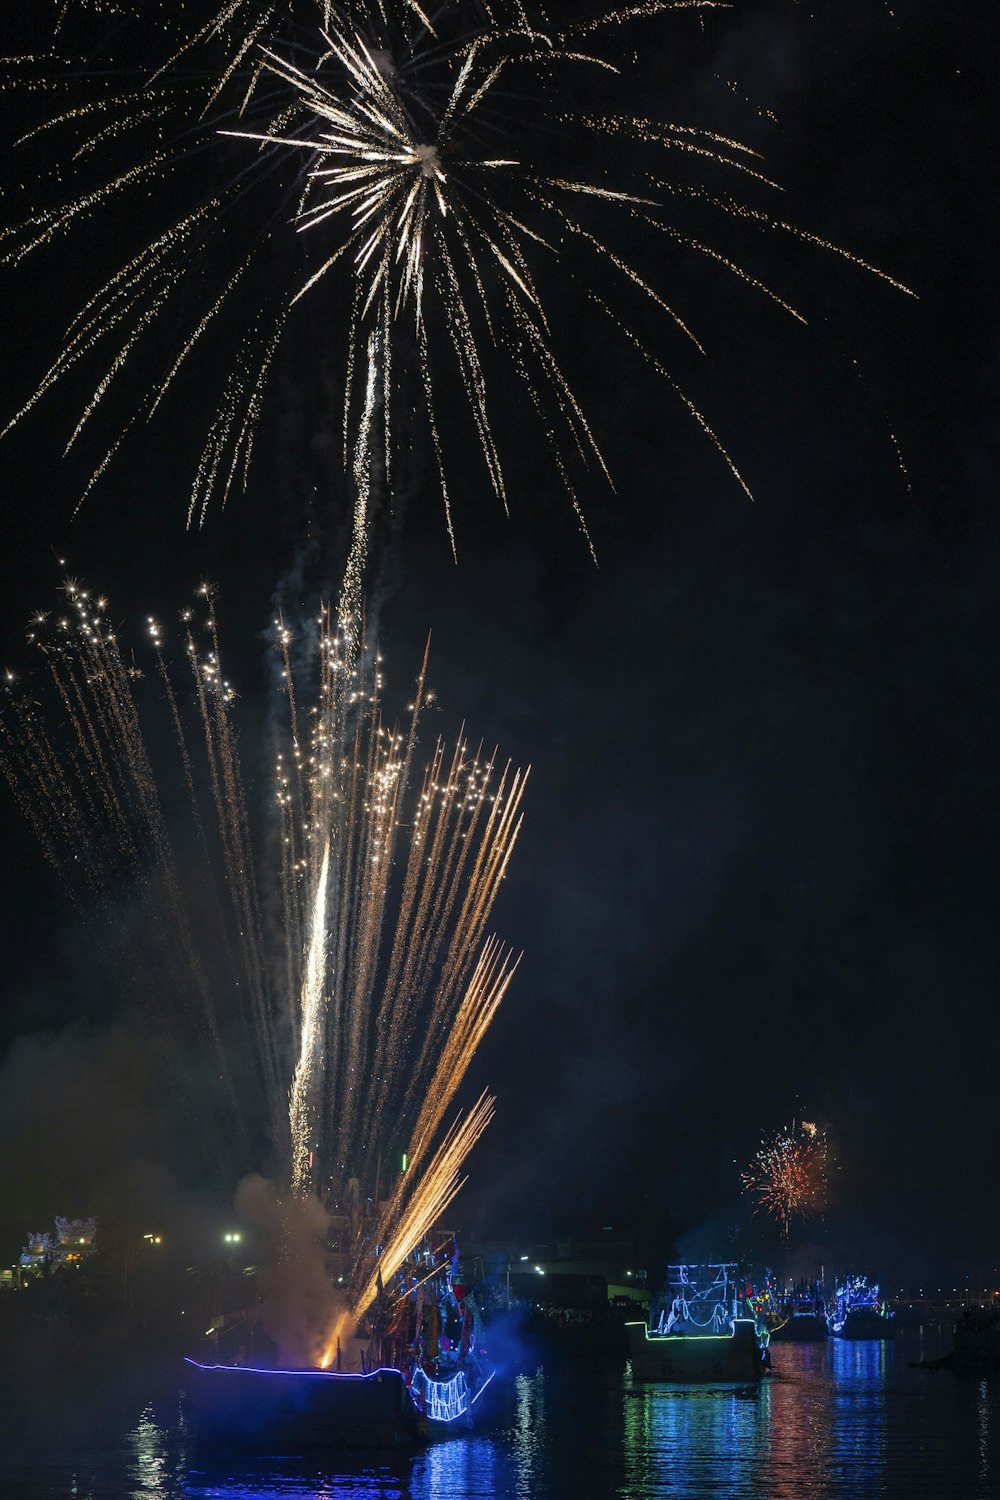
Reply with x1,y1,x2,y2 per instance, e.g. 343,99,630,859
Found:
1,1,996,1282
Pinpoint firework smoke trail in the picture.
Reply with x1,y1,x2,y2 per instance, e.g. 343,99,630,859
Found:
272,606,527,1200
265,594,526,1241
1,577,525,1331
289,835,331,1195
741,1122,828,1238
3,4,912,546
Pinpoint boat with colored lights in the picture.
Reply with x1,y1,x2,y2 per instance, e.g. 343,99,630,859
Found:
828,1276,895,1339
769,1281,829,1342
184,1355,495,1448
626,1263,767,1384
185,1237,497,1447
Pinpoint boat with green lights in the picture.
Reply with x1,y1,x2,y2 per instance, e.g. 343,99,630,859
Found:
626,1263,767,1383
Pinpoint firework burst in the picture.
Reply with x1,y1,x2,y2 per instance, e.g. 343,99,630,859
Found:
3,2,911,554
741,1120,828,1238
0,577,526,1331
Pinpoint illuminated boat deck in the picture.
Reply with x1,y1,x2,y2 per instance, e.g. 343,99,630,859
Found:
184,1358,496,1427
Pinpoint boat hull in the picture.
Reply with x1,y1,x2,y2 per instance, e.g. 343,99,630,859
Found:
770,1313,829,1342
184,1360,425,1449
626,1319,764,1383
833,1310,895,1340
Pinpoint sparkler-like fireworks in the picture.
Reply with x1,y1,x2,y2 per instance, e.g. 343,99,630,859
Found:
0,579,526,1338
741,1120,828,1238
3,2,910,556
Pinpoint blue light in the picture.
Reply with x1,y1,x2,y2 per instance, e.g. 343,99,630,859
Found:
412,1370,470,1423
407,1365,495,1423
185,1358,497,1428
183,1358,402,1381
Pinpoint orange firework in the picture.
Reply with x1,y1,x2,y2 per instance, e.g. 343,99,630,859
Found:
741,1123,828,1237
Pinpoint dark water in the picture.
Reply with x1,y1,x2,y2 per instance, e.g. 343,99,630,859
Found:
2,1330,998,1498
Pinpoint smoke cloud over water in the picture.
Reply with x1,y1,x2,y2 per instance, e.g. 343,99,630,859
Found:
235,1173,340,1368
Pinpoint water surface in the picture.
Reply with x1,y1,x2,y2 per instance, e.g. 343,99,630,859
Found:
1,1329,997,1498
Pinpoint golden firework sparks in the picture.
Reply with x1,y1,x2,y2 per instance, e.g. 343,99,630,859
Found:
3,3,912,548
1,576,526,1316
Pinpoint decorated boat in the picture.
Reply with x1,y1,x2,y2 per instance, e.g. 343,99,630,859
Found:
186,1239,496,1448
184,1353,495,1447
769,1279,829,1342
626,1263,767,1384
828,1275,895,1339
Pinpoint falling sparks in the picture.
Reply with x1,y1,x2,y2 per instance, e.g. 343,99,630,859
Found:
741,1121,828,1238
339,1088,496,1346
0,575,526,1328
2,2,912,550
289,834,331,1196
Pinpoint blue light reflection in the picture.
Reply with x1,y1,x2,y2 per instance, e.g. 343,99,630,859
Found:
3,1335,1000,1497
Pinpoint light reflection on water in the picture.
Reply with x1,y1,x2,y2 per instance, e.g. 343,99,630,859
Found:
978,1378,991,1491
621,1380,758,1497
2,1335,1000,1499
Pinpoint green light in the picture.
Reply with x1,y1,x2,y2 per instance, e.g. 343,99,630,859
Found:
401,1153,409,1174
